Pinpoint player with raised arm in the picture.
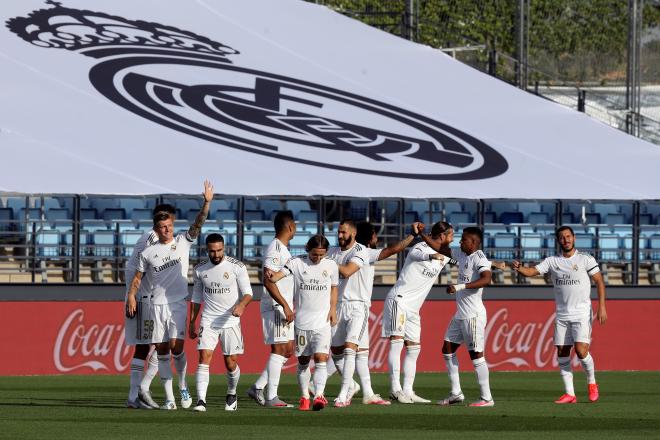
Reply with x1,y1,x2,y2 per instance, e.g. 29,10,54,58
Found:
331,220,422,407
248,211,296,408
511,225,607,404
125,180,213,410
264,234,339,411
422,226,495,408
124,204,176,409
383,221,454,404
188,233,252,412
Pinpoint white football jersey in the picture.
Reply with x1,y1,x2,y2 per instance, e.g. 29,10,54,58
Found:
261,238,294,311
192,257,252,329
327,242,370,303
535,251,600,320
126,231,158,272
283,256,339,331
452,248,491,319
386,242,449,312
137,233,194,304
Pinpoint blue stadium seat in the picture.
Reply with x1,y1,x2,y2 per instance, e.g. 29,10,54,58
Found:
245,210,266,223
251,221,273,234
584,213,601,224
260,200,284,216
518,202,541,219
404,211,418,224
649,235,660,260
575,233,595,251
120,230,144,257
36,229,60,258
484,223,509,235
561,213,574,224
243,232,257,257
349,200,369,220
528,212,550,224
80,208,99,220
118,198,147,213
639,214,652,225
131,208,152,223
81,219,108,233
521,233,543,260
244,199,260,210
34,198,61,211
622,235,645,260
593,203,620,218
0,208,13,232
92,230,116,257
208,199,231,216
91,198,119,213
297,210,318,226
286,200,311,217
448,211,470,224
598,234,620,261
18,207,43,221
216,209,238,223
169,198,201,214
493,233,516,259
102,208,126,222
6,197,27,218
290,231,312,254
605,213,625,225
483,212,496,223
500,212,523,224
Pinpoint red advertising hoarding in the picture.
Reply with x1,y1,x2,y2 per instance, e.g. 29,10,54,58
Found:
1,300,657,375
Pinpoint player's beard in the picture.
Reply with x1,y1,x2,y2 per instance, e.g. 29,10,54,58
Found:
338,236,353,248
560,244,574,253
211,256,223,265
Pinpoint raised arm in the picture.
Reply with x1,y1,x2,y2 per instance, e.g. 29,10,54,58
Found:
188,180,214,240
591,272,607,325
377,222,420,261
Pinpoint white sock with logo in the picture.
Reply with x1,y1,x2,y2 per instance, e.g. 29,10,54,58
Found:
140,349,159,392
157,354,175,403
313,362,328,398
172,351,188,391
338,348,356,401
255,367,268,390
266,354,287,400
356,350,375,398
227,365,240,395
196,364,210,403
297,362,311,398
472,357,492,401
443,352,462,396
128,358,143,401
579,353,596,384
389,339,404,393
402,345,421,394
558,356,575,395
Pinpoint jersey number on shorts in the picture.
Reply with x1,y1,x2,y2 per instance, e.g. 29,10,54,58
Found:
142,319,154,339
297,334,306,346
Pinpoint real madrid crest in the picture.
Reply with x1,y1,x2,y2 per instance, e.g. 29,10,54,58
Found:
572,264,578,271
322,270,328,278
223,272,230,279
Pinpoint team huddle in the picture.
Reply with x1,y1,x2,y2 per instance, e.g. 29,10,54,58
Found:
124,181,608,411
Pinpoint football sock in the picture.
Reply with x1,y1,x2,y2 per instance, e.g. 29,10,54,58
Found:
338,348,356,401
266,353,287,400
332,352,344,377
356,350,375,397
472,357,492,401
313,362,328,398
255,367,268,390
140,349,159,392
389,339,404,393
196,364,210,402
579,353,596,384
558,356,575,395
402,345,421,394
172,351,188,390
326,356,338,377
128,358,143,401
227,365,240,395
158,354,175,403
443,352,462,395
297,362,311,398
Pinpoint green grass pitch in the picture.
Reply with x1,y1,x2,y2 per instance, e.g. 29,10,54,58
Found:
0,372,658,439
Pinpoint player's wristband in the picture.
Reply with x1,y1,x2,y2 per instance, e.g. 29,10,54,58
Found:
454,283,466,292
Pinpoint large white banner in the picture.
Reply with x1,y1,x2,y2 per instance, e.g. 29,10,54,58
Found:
1,0,659,198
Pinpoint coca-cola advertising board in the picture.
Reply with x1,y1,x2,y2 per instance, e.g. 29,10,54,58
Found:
1,300,657,375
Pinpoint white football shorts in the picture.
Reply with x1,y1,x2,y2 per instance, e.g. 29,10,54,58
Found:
198,323,244,355
261,306,294,345
444,314,487,353
381,297,421,343
295,324,331,357
331,301,370,348
554,313,592,346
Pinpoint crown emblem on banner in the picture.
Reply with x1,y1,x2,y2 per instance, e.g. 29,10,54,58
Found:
6,1,239,60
